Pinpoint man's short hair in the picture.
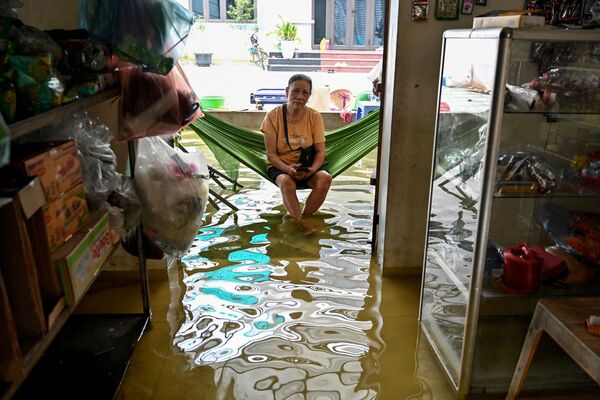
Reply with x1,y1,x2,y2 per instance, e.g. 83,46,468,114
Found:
288,74,312,93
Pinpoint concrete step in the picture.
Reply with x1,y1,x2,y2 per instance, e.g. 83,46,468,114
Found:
268,64,373,73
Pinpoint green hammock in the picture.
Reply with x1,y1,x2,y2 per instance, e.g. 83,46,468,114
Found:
189,109,380,184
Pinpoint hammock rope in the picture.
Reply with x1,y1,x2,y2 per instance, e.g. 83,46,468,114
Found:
188,109,380,184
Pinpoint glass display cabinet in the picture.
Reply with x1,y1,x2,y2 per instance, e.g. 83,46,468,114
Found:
419,28,600,398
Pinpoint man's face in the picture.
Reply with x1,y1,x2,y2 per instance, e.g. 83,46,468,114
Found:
286,80,311,107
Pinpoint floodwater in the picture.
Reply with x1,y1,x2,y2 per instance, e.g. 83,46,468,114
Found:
106,137,453,399
175,142,383,398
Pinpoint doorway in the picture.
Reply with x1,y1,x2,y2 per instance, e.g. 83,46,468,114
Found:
314,0,385,49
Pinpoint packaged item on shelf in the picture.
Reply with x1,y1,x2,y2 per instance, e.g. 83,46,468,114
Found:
52,211,112,305
545,245,595,284
61,39,115,73
502,244,543,294
118,64,203,141
134,136,209,257
473,13,546,29
497,152,557,194
9,53,64,117
528,66,600,113
0,79,17,123
79,0,194,75
11,140,83,202
505,84,541,112
528,245,568,281
585,315,600,336
8,24,63,62
42,183,90,251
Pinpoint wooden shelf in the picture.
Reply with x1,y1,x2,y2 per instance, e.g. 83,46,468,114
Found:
8,89,120,141
0,245,119,400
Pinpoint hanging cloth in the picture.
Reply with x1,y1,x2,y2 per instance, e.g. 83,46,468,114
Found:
188,109,380,184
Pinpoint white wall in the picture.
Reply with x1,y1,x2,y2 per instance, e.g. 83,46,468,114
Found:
377,0,525,273
256,0,314,51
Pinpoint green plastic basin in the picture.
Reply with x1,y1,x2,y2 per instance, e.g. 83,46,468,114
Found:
200,96,225,109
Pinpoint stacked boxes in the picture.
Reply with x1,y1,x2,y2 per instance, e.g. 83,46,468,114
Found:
13,141,90,251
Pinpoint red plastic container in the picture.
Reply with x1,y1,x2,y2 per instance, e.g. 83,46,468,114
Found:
529,245,568,281
502,245,543,294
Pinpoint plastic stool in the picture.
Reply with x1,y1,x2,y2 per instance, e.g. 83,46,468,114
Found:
356,101,380,120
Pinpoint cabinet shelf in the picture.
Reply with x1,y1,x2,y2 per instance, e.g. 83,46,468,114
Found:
0,245,128,400
504,110,600,116
8,88,120,141
493,190,600,199
422,29,600,396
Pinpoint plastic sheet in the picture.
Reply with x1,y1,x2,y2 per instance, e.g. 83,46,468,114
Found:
39,112,118,210
79,0,193,75
0,0,22,18
118,64,203,141
107,174,141,238
134,136,209,257
0,112,9,168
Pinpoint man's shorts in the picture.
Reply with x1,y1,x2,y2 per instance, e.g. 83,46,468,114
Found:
267,165,328,190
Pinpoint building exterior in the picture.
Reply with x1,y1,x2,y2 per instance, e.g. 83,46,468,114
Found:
183,0,385,59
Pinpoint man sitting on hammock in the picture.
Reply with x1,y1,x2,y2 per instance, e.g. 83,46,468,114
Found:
260,74,332,221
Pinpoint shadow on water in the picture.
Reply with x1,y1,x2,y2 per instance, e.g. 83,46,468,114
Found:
170,147,386,399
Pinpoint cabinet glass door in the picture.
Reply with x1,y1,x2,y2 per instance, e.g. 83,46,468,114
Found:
420,36,499,385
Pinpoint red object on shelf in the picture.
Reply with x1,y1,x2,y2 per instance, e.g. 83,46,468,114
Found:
502,245,543,294
529,245,568,281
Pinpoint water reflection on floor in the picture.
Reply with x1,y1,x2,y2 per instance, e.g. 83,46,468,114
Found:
103,146,454,399
174,150,383,398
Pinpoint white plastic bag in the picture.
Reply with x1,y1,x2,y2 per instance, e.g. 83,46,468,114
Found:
134,136,209,257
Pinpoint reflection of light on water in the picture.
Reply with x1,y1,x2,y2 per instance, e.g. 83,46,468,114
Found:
173,150,383,399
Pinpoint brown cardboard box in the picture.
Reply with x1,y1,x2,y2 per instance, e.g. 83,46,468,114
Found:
0,177,65,331
53,212,113,305
0,270,24,383
0,196,47,339
13,140,83,202
42,183,89,251
473,15,546,29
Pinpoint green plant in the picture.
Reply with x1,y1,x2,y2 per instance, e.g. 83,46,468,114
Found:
273,16,297,41
227,0,255,23
192,15,206,33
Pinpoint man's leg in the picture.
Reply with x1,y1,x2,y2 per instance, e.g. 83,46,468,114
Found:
276,174,302,219
302,171,332,217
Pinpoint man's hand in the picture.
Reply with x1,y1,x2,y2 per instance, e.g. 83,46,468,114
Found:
294,166,313,181
287,163,302,177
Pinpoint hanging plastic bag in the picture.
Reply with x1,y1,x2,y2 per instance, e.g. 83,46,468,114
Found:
135,136,209,257
118,64,203,141
79,0,193,75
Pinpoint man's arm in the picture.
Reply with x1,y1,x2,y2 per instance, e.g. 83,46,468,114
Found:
263,132,300,177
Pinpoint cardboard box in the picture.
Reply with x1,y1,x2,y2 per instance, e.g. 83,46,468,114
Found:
42,183,89,251
0,177,65,333
0,271,24,383
53,212,113,305
0,193,47,339
473,15,546,29
13,141,83,202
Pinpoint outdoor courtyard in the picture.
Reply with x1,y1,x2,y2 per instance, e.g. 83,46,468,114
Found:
181,61,377,113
